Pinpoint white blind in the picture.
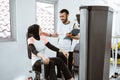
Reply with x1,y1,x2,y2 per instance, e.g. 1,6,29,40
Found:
0,0,11,38
36,2,54,33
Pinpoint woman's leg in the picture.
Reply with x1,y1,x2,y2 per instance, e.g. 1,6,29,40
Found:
32,60,42,80
50,57,73,80
45,60,57,80
57,52,67,78
68,52,73,73
57,52,73,74
33,60,57,80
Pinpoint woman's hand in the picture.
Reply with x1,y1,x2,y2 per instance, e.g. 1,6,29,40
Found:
37,53,50,64
51,33,58,37
59,50,69,58
41,56,50,64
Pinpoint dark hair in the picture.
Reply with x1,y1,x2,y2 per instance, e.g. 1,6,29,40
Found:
27,24,40,40
60,9,69,14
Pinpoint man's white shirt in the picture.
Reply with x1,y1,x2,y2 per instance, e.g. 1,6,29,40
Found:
57,22,79,52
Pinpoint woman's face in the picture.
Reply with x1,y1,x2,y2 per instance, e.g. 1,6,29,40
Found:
39,27,42,36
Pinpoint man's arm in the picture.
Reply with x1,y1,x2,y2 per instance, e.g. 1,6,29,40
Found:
71,35,80,40
66,33,80,40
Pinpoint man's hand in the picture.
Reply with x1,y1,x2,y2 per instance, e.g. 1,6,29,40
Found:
66,33,72,38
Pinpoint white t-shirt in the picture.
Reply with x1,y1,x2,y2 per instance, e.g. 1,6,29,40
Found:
31,37,46,66
57,22,74,52
57,22,80,52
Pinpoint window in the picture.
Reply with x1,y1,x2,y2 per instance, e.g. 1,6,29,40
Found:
36,2,54,33
0,0,16,41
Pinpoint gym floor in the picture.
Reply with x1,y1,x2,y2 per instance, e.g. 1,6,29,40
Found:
109,64,120,80
110,77,120,80
73,74,120,80
72,64,120,80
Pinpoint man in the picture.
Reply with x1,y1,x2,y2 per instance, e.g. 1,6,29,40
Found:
50,9,80,78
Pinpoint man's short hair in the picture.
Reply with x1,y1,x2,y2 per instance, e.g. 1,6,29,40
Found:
60,9,69,14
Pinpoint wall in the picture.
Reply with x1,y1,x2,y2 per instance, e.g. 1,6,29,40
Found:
0,0,36,80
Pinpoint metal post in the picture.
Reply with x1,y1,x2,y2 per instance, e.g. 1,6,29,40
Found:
79,6,113,80
79,8,89,80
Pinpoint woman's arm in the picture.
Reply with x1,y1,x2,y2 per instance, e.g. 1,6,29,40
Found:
28,37,50,64
45,42,59,52
28,37,41,57
40,36,69,57
42,32,50,36
28,44,39,55
28,44,49,64
40,36,60,52
28,37,43,57
42,32,58,37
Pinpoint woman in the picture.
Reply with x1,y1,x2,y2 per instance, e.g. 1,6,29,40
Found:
27,24,74,80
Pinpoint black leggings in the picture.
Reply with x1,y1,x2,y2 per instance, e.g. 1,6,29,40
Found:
33,57,72,80
57,52,73,78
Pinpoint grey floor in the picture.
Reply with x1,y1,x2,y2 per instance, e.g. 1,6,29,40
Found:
29,64,120,80
109,64,120,80
111,78,120,80
110,77,120,80
72,64,120,80
74,72,78,80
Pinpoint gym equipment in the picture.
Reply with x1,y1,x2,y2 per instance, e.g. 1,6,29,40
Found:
79,6,113,80
73,43,80,72
27,60,45,80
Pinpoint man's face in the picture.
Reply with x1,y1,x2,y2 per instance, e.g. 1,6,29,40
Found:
60,12,68,24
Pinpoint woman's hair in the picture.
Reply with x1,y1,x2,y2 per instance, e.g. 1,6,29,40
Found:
27,24,40,40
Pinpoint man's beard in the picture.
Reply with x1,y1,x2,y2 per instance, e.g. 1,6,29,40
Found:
62,18,68,24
